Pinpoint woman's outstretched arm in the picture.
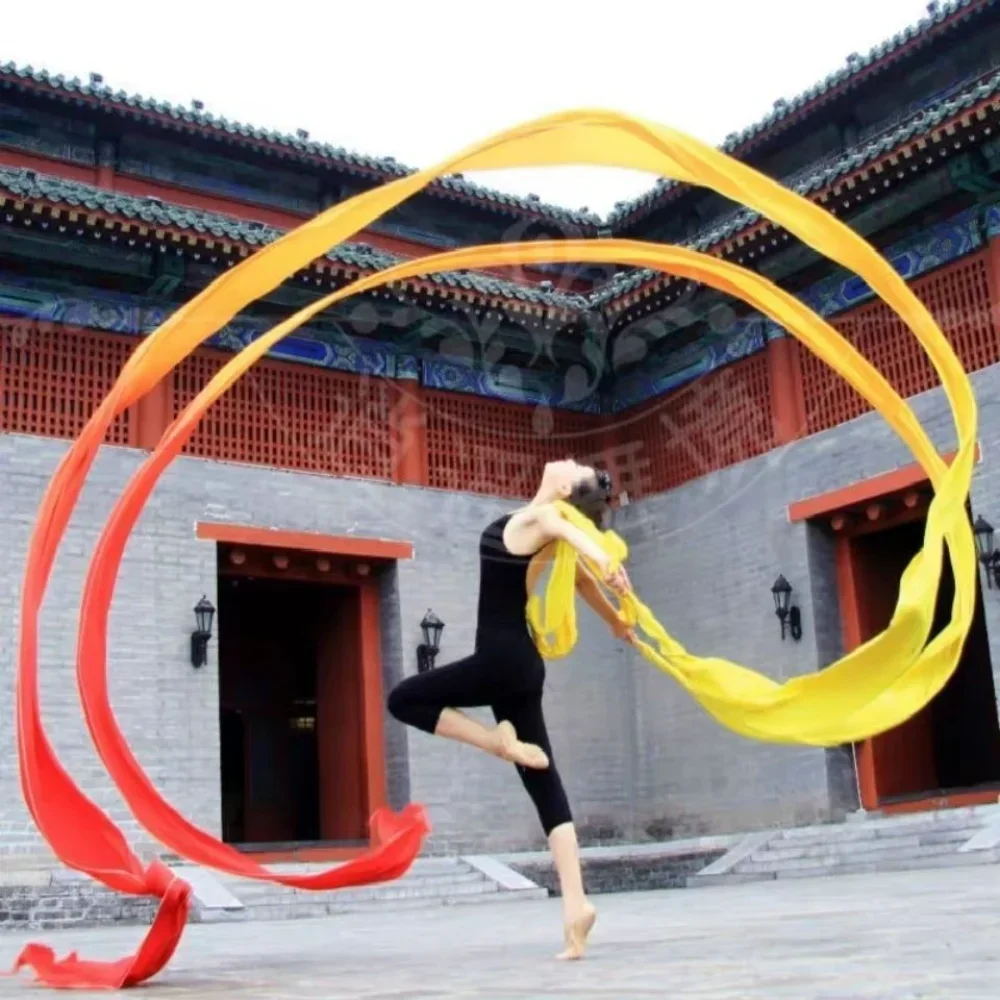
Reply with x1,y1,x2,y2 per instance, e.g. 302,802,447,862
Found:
574,564,621,629
527,542,634,642
509,503,630,595
536,504,630,594
575,565,636,642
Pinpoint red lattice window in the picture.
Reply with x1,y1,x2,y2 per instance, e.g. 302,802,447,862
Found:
801,253,999,435
0,321,134,445
610,351,775,499
173,349,393,480
425,389,603,499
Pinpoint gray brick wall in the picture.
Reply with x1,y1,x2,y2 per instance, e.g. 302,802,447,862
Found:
612,358,1000,838
2,358,999,858
0,435,633,858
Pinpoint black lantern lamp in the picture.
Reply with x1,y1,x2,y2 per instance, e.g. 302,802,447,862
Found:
191,595,215,668
771,575,802,641
417,609,444,673
973,515,1000,589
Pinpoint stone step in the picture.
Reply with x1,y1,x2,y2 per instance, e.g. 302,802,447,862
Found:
687,870,777,889
321,885,547,912
231,869,487,901
0,852,60,872
216,856,467,879
777,805,1000,842
781,810,991,836
249,875,497,907
739,841,961,874
0,860,541,930
689,845,1000,888
193,859,524,924
0,885,159,931
752,829,972,864
198,880,533,923
770,846,1000,880
771,820,985,849
0,868,56,888
195,886,549,924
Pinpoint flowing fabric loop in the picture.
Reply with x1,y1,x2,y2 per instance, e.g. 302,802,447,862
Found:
14,110,976,989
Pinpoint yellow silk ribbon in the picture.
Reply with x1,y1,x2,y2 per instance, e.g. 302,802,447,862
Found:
91,111,975,748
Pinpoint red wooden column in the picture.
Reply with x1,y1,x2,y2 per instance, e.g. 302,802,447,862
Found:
96,140,116,191
833,535,879,809
986,234,1000,337
598,417,625,487
766,335,808,445
359,578,388,817
391,375,428,486
133,377,174,450
316,587,367,841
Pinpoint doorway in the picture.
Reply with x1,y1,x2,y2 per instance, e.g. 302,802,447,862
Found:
845,518,1000,808
217,573,371,849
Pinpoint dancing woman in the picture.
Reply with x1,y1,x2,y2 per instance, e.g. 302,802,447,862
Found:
387,459,632,960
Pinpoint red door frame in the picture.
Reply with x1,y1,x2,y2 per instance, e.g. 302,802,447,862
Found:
831,534,879,809
788,447,989,813
198,521,412,860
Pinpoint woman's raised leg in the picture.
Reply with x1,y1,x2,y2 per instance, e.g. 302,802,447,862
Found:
387,655,549,768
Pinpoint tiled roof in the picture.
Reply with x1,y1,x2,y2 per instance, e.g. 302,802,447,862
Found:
0,0,989,236
607,0,994,227
591,66,1000,305
2,56,997,318
0,166,591,311
0,62,600,230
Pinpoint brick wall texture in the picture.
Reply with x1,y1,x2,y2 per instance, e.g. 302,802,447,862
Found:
2,360,999,857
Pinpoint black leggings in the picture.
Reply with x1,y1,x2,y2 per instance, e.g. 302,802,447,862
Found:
387,638,572,836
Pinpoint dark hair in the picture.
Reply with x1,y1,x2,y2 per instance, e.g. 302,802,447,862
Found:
567,469,613,529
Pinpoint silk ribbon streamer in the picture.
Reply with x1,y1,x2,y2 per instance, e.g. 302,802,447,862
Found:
14,111,975,989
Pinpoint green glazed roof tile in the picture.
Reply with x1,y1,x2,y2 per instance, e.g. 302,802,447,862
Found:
0,165,590,310
1,60,996,314
591,66,1000,304
0,0,988,234
0,62,599,229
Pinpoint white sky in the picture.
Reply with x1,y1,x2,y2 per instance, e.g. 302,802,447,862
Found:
12,0,932,216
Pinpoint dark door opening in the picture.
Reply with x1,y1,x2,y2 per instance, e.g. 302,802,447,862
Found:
851,518,1000,804
218,573,368,848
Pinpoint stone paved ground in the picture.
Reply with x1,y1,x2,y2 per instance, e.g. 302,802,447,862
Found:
2,865,1000,998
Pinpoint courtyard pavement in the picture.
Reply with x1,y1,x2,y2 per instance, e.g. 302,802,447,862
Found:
2,865,999,998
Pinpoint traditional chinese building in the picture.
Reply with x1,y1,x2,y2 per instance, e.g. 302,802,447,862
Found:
3,0,1000,864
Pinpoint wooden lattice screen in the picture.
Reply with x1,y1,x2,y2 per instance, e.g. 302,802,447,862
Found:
6,250,998,498
0,321,134,445
801,252,999,435
425,389,602,499
173,349,394,480
612,350,775,499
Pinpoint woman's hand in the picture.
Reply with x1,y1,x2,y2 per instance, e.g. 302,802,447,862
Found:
600,559,631,596
612,617,638,646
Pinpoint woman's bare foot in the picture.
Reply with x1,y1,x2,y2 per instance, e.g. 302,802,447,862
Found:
495,720,549,769
557,902,597,960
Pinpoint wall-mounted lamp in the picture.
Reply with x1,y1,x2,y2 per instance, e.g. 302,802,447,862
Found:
771,575,802,641
191,595,216,668
973,515,1000,589
417,609,444,673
